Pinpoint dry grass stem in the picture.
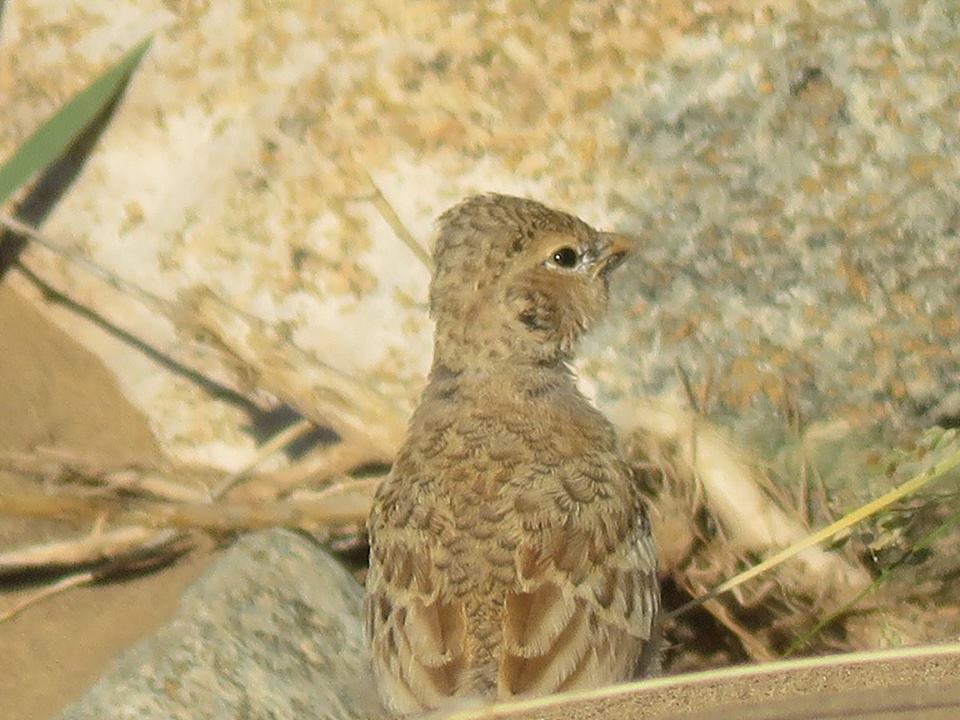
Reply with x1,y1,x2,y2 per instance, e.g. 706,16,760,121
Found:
0,406,370,622
699,596,776,662
0,492,112,524
608,396,872,612
133,481,377,532
0,570,98,622
0,533,192,621
175,286,408,455
671,441,960,618
91,468,207,503
5,219,272,412
0,215,174,316
0,412,378,589
212,417,316,498
0,525,178,576
233,440,375,502
360,169,434,270
288,476,381,516
0,449,210,503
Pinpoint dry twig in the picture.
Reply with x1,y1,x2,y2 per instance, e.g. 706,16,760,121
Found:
359,169,433,269
232,440,376,502
2,216,279,414
210,417,316,498
174,286,408,456
0,449,211,503
0,416,376,619
0,525,166,575
0,531,192,621
609,396,872,607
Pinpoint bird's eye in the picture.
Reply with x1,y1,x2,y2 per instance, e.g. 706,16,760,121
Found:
550,247,579,268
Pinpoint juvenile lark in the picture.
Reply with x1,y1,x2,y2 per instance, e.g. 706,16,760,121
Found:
366,194,660,713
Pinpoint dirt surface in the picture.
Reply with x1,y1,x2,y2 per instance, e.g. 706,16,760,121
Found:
0,284,213,720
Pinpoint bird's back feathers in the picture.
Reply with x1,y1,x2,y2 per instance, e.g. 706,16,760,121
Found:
366,369,660,712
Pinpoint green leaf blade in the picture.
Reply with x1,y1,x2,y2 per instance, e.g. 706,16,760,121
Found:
0,35,153,208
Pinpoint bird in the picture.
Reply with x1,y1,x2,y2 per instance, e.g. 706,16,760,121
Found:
365,193,660,714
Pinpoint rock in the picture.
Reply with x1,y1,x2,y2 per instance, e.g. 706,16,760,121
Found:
586,0,960,441
3,0,958,465
58,530,384,720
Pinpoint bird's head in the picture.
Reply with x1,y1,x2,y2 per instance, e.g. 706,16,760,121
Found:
429,194,632,370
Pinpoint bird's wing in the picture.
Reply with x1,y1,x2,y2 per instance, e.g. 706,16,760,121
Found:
365,476,468,713
499,461,660,697
367,457,660,709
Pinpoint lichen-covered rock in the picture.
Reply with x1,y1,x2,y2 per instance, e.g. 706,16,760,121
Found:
588,0,960,439
57,531,383,720
1,0,957,471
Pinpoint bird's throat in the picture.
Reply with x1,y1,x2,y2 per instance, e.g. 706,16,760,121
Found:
427,357,577,404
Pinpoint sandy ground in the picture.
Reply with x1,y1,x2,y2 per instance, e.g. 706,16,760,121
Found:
0,284,212,720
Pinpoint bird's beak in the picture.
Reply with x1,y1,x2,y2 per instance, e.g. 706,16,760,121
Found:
594,232,635,278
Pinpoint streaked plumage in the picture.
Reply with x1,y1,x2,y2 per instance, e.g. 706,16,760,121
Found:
365,194,660,713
